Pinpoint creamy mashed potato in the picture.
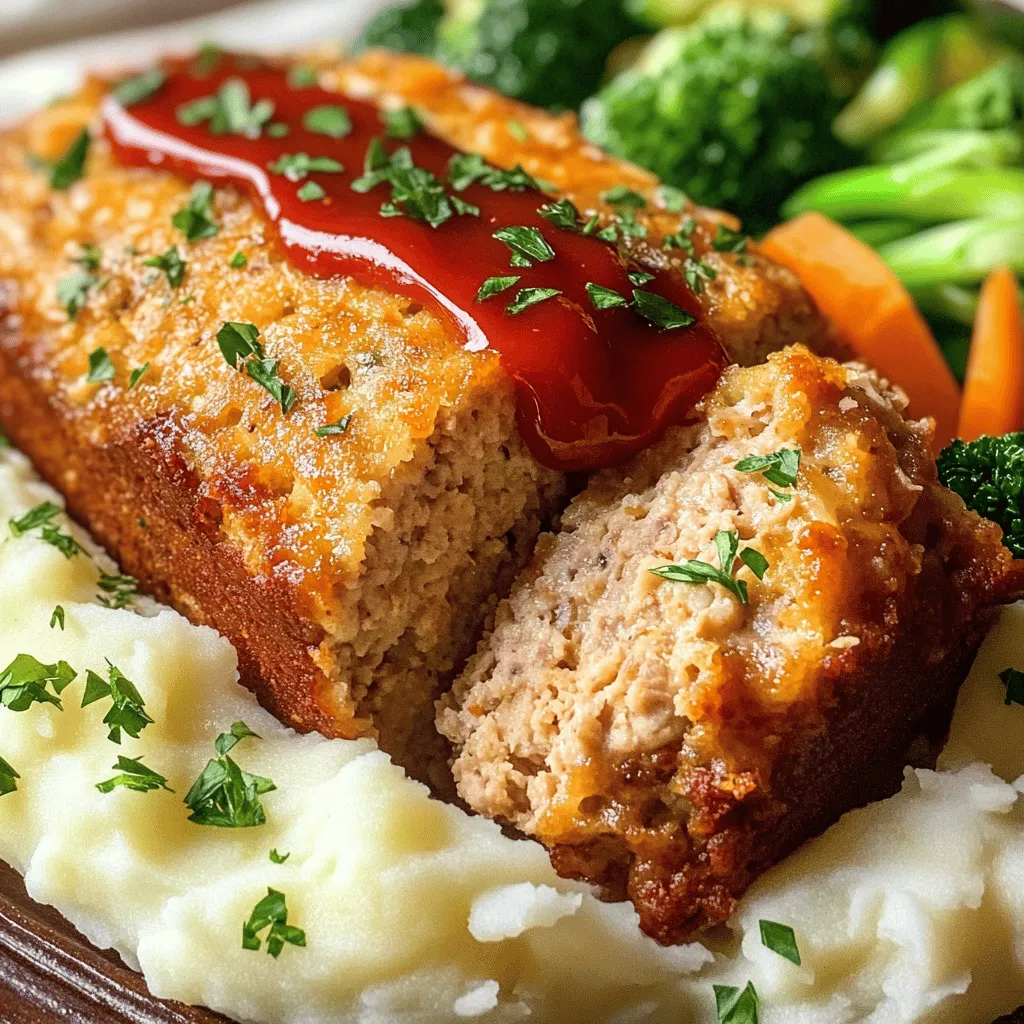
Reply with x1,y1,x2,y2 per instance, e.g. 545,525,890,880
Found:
2,446,1024,1023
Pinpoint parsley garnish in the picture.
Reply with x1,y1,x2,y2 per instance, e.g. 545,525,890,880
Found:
192,43,221,77
450,195,479,217
303,104,352,138
41,524,81,559
297,181,326,202
352,141,458,228
649,530,768,605
230,252,248,269
664,216,698,255
475,275,520,302
713,224,748,254
446,154,546,193
143,246,186,287
314,414,352,437
81,663,153,743
177,78,275,137
287,65,318,88
628,270,655,286
493,225,555,265
1000,667,1024,706
9,502,61,537
631,289,695,330
0,756,19,796
0,427,9,448
57,270,96,320
538,198,579,231
267,122,290,138
217,322,296,413
714,981,759,1024
112,68,166,106
50,606,65,631
128,363,150,389
242,888,306,957
383,106,421,139
172,181,218,241
0,655,76,711
685,258,717,294
507,118,528,142
73,243,102,270
506,287,561,316
601,186,646,211
735,449,801,498
50,129,90,190
447,153,489,191
86,348,115,384
269,849,290,864
268,153,343,182
185,722,275,827
96,572,138,609
97,756,173,794
759,920,801,965
585,283,628,310
656,185,688,213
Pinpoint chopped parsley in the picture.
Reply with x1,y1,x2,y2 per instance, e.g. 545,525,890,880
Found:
177,77,275,138
40,524,81,559
269,849,290,864
714,981,759,1024
297,181,326,202
685,259,717,295
0,756,19,796
383,106,421,139
475,275,520,303
314,414,352,438
664,216,698,255
0,655,76,711
112,68,166,106
57,270,97,320
713,224,748,255
217,322,296,413
9,502,61,537
86,348,115,384
230,252,248,269
73,243,102,270
506,287,561,316
142,246,186,287
735,449,801,500
447,154,546,194
493,225,555,265
50,606,65,631
648,530,768,605
352,141,461,229
507,118,529,142
242,888,306,957
0,427,9,448
656,185,688,213
585,282,628,310
759,920,801,965
192,43,222,77
601,185,646,211
268,152,343,182
96,756,173,795
287,64,318,89
81,663,153,743
128,363,150,390
631,290,695,330
184,722,276,828
172,181,218,242
50,129,90,190
267,122,290,139
999,667,1024,706
628,270,654,286
538,198,579,231
302,104,352,139
96,572,138,609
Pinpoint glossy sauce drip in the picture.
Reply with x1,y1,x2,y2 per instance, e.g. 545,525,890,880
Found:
103,56,726,470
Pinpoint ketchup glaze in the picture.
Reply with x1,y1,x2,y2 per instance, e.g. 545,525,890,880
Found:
103,55,726,471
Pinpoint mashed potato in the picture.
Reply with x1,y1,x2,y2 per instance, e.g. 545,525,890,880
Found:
2,446,1024,1024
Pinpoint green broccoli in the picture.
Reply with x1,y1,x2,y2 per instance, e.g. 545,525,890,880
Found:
354,0,446,56
436,0,643,109
579,9,849,231
938,432,1024,558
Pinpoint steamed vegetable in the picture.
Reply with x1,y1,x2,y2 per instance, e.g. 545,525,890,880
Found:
580,9,850,231
761,211,960,448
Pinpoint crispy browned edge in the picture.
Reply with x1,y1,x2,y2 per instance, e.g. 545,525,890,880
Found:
0,321,341,739
549,513,1008,944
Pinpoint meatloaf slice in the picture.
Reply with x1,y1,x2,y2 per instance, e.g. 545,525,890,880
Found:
0,52,832,783
438,345,1011,942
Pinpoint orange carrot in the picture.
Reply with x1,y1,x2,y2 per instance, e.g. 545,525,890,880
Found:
760,211,960,450
958,267,1024,442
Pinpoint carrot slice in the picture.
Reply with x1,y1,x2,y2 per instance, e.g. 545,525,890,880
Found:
760,211,960,450
958,267,1024,442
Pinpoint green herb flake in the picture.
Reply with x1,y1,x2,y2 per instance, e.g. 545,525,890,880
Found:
0,756,19,796
297,181,326,202
507,118,529,142
172,181,218,242
450,195,479,217
73,243,102,271
270,849,290,864
185,724,276,828
267,122,290,138
314,414,352,438
759,919,801,965
596,224,618,243
112,68,166,106
601,185,646,211
50,606,65,631
506,287,561,316
0,428,10,449
57,270,97,320
81,663,152,743
0,654,76,711
303,104,352,139
538,198,579,231
649,530,767,605
352,142,454,229
585,282,628,310
40,524,81,560
287,65,318,89
713,224,748,254
230,252,248,269
447,153,488,192
685,258,718,294
128,363,151,390
97,756,173,795
217,322,296,414
1000,667,1024,706
9,502,61,538
493,225,555,264
476,276,520,303
242,888,306,957
192,43,222,77
714,981,759,1024
142,246,186,288
215,720,261,756
735,448,801,490
383,106,421,139
96,571,139,609
628,270,654,286
202,77,275,137
631,289,696,330
656,185,688,213
447,154,545,194
268,152,343,182
50,129,90,190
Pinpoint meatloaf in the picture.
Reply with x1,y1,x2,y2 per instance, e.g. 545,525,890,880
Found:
0,51,832,782
438,345,1011,942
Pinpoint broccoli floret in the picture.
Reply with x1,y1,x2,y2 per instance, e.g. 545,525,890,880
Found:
938,432,1024,558
354,0,445,55
436,0,643,109
579,9,849,231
